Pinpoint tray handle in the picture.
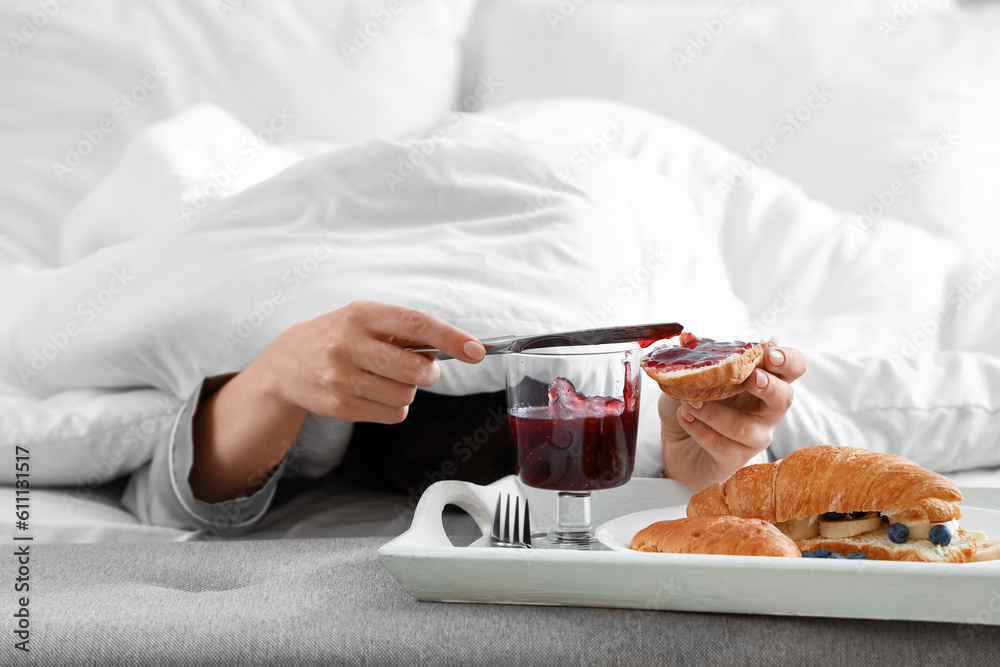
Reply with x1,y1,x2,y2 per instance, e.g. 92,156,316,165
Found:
407,480,498,549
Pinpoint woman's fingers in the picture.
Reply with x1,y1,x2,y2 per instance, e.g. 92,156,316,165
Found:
675,404,763,472
351,301,486,364
762,346,807,382
657,393,683,427
742,368,794,417
354,340,441,387
679,399,773,451
332,395,410,425
349,371,418,408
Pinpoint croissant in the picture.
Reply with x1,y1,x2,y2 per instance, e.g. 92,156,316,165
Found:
630,516,801,557
686,445,981,563
687,445,962,523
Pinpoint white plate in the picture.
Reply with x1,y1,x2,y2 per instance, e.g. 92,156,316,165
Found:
596,505,1000,556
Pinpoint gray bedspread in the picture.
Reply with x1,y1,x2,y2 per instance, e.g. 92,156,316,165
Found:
20,536,1000,666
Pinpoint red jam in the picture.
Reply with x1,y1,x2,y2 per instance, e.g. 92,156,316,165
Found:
510,374,641,491
510,406,637,491
623,360,638,412
628,323,683,348
641,333,754,373
512,377,638,492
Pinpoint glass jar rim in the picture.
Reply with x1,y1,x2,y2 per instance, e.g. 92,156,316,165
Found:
503,343,643,358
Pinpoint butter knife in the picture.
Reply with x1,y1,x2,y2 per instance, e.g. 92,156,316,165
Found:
408,322,683,360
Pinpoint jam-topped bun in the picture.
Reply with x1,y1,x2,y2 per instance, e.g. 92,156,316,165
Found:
640,333,775,402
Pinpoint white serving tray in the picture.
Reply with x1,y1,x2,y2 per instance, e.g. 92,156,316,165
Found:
378,476,1000,625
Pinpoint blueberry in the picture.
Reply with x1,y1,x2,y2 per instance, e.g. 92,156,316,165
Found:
888,523,909,544
813,548,831,558
831,552,847,559
880,514,890,524
822,512,847,521
929,524,952,547
846,552,868,560
850,511,869,519
801,550,815,558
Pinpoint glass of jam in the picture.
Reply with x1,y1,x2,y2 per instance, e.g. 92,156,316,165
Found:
504,345,641,550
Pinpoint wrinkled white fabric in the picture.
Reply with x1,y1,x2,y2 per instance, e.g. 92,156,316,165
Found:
0,0,479,263
465,0,1000,251
2,98,998,532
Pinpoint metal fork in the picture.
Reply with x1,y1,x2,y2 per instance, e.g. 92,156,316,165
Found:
490,494,532,548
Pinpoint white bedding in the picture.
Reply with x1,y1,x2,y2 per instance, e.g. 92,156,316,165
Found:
0,0,479,264
0,100,749,491
3,0,1000,543
2,97,999,515
465,0,1000,251
0,487,196,544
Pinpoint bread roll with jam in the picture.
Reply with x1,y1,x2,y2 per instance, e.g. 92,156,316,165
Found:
640,333,774,402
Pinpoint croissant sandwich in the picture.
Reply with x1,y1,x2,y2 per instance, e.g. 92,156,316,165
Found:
630,516,801,557
640,332,775,402
687,445,988,563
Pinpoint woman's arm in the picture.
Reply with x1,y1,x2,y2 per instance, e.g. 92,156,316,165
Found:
189,301,485,503
189,368,308,503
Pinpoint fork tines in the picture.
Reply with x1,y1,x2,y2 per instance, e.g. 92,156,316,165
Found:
491,494,531,548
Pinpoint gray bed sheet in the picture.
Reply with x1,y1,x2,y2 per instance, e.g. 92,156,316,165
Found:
22,535,1000,666
12,470,1000,665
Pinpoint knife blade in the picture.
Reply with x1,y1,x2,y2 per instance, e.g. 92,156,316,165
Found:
407,322,683,360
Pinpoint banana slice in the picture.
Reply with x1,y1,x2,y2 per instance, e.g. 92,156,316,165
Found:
970,530,989,544
889,516,931,540
777,516,819,540
819,516,882,539
984,537,1000,548
976,546,1000,562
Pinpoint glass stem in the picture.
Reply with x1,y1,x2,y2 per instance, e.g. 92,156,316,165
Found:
555,491,592,539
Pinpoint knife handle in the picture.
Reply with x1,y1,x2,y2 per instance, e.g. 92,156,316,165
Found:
406,335,515,361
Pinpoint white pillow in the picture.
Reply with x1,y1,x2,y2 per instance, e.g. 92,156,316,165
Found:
462,0,1000,250
58,103,320,262
0,0,477,264
0,487,195,543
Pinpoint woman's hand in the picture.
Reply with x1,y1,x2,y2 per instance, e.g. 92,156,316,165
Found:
247,300,485,424
658,346,807,491
190,301,485,503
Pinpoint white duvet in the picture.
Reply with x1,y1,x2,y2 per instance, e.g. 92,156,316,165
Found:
2,99,999,515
